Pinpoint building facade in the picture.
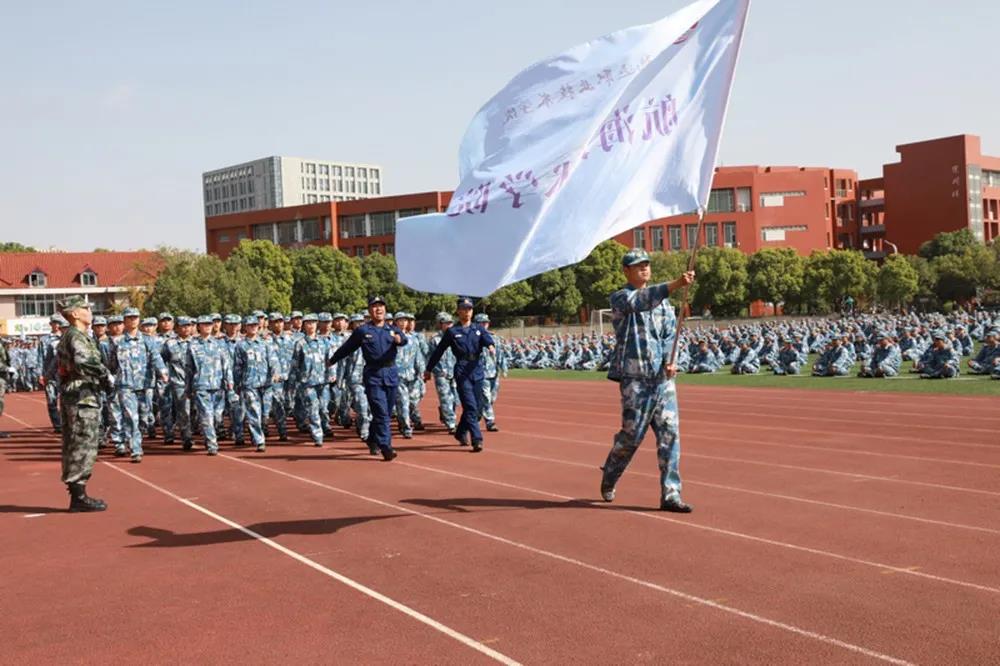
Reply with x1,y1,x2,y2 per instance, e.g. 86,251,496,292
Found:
611,165,858,256
854,135,1000,258
0,251,161,334
205,192,453,258
203,156,385,218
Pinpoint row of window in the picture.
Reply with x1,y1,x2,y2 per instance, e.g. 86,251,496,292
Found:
345,244,394,258
300,194,362,204
25,270,97,288
206,180,255,202
204,166,253,185
300,163,380,181
633,222,738,251
707,188,752,214
338,208,429,239
206,196,257,216
984,170,1000,188
15,294,112,317
252,217,333,245
299,177,381,195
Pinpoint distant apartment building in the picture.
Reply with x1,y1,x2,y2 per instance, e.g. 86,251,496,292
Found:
202,156,384,218
612,165,858,255
854,134,1000,258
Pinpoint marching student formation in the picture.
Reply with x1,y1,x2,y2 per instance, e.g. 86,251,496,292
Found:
501,312,1000,380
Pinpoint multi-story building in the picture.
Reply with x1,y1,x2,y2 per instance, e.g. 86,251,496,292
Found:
0,251,161,335
202,156,384,218
205,192,452,258
611,165,858,255
855,134,1000,258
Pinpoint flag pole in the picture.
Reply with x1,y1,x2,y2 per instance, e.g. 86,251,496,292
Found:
667,207,706,370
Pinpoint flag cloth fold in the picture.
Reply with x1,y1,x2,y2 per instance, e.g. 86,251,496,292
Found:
396,0,751,296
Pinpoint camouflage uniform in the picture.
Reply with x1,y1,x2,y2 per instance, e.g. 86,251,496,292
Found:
57,325,113,486
475,315,505,429
392,314,419,437
39,321,64,432
266,318,295,438
108,328,167,458
428,315,458,431
234,321,280,449
291,324,330,445
186,328,233,453
161,325,193,446
0,341,8,425
601,260,687,507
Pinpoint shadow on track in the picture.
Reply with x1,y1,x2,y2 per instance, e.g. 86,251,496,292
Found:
400,496,651,513
0,504,65,514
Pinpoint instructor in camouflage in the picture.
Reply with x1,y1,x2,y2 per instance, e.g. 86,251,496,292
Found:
56,296,113,512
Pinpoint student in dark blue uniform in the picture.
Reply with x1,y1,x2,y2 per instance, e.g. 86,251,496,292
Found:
424,296,496,452
328,296,407,461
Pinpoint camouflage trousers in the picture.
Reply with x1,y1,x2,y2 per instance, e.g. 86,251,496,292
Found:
60,398,101,485
412,376,426,423
139,387,155,435
772,362,801,376
242,387,267,446
105,391,123,445
193,390,220,451
300,385,325,444
394,378,415,435
118,389,145,456
477,375,499,424
264,382,287,437
45,381,62,431
433,374,457,429
0,378,6,418
166,385,192,444
156,381,174,439
349,383,372,440
601,378,682,500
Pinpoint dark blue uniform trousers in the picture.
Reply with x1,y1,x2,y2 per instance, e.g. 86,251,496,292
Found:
365,378,397,454
454,374,483,442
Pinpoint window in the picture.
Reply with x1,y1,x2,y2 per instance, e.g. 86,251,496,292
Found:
668,225,682,251
371,169,380,181
319,164,329,175
359,168,367,178
761,225,808,242
307,163,316,174
320,179,329,191
346,167,355,178
333,166,342,176
205,205,213,216
370,211,395,235
218,233,230,243
398,208,426,218
736,187,752,212
323,216,332,240
825,202,830,219
356,246,364,257
28,271,47,287
214,204,221,215
205,188,212,201
650,226,664,251
632,228,645,249
309,177,317,189
705,224,719,247
253,223,275,241
236,232,247,241
348,181,356,193
373,183,380,195
319,195,330,202
369,244,380,254
384,244,394,255
307,194,318,203
239,182,246,195
247,180,254,193
80,270,97,286
223,202,231,212
339,214,367,238
685,224,699,249
300,218,319,242
707,189,735,213
334,179,343,191
984,170,1000,187
723,222,737,247
16,294,61,317
759,191,805,207
361,182,369,194
248,196,255,208
277,221,297,244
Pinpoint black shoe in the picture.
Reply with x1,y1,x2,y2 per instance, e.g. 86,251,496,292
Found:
313,441,323,448
146,430,157,440
182,440,194,451
413,421,425,431
381,449,398,461
366,439,379,455
402,431,413,439
486,422,499,432
233,440,246,448
68,484,107,513
453,431,469,447
278,434,288,442
163,438,174,445
207,449,219,456
471,440,483,452
600,482,616,503
256,444,266,453
54,428,62,434
130,454,142,464
447,426,456,435
0,432,9,439
114,447,127,457
659,497,693,513
323,429,334,438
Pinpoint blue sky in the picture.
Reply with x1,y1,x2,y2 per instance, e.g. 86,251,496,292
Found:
2,0,997,251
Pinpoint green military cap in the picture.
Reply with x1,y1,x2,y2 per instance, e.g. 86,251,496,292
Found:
268,311,283,321
223,314,241,324
932,330,947,341
349,314,365,323
243,315,258,325
158,312,174,321
57,295,90,314
49,313,63,323
394,311,409,320
290,311,303,319
123,307,140,318
333,312,348,320
473,313,490,323
302,313,318,322
318,312,333,322
435,312,453,323
141,317,157,326
622,247,650,266
108,314,124,324
197,315,214,325
210,312,222,321
252,310,266,318
92,316,107,326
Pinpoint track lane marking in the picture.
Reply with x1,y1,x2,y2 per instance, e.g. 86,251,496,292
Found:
101,462,521,666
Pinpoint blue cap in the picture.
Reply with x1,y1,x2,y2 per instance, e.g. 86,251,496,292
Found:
932,330,947,341
302,313,318,322
123,307,140,317
318,312,333,322
210,312,222,321
269,311,284,321
474,313,490,323
622,247,651,266
158,312,173,321
176,316,192,326
141,317,157,326
333,312,348,320
108,314,124,324
223,314,241,324
243,315,258,325
349,314,365,322
368,295,387,307
252,310,266,318
395,311,409,320
197,315,214,325
456,296,474,309
92,316,107,326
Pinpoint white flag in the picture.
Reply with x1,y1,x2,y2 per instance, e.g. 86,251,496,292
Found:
396,0,750,296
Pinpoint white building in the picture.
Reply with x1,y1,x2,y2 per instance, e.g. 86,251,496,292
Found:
202,156,384,217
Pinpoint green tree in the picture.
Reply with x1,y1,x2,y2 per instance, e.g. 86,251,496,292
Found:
691,247,748,317
931,246,995,304
289,246,366,313
529,267,582,322
145,250,266,316
482,280,533,318
228,239,294,312
574,240,628,310
904,255,938,305
649,251,695,309
0,242,37,253
802,250,870,313
918,228,977,259
746,248,805,311
876,255,920,308
220,254,271,313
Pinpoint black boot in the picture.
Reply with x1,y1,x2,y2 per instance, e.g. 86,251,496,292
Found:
68,483,107,513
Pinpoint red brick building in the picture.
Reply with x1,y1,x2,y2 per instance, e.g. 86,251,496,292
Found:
610,165,858,255
855,134,1000,258
206,192,452,259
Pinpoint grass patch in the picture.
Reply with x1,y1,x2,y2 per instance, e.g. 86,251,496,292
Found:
508,351,1000,397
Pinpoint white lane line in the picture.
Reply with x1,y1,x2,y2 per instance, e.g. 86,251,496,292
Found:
391,454,1000,596
500,427,1000,498
220,454,915,665
484,447,1000,536
24,513,45,518
102,462,521,666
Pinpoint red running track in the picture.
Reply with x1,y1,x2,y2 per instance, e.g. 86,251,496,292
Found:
2,380,998,664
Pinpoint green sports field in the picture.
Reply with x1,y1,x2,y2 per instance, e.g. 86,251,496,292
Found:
508,351,1000,397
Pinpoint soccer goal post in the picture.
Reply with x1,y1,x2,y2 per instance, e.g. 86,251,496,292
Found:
589,308,613,336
